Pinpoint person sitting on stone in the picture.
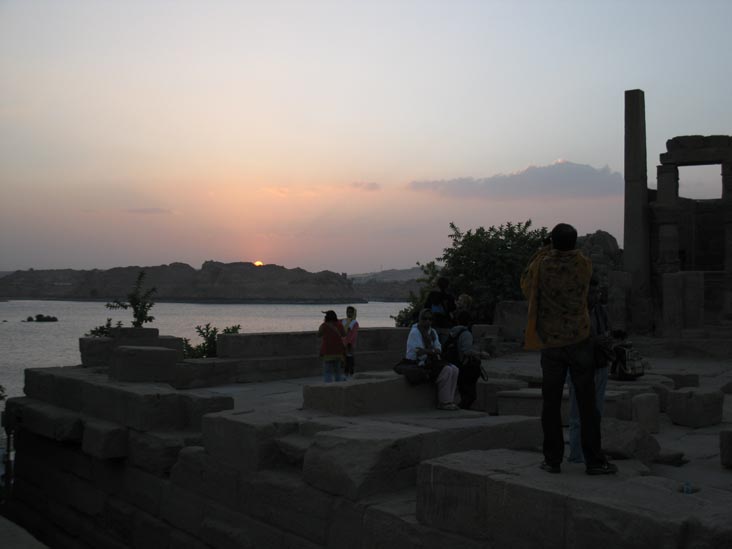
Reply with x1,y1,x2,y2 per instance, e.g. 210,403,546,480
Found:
405,308,460,410
449,310,489,409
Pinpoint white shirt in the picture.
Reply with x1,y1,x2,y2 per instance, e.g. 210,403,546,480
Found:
405,324,441,366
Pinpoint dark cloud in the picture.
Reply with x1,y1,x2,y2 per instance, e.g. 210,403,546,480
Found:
124,208,173,215
351,181,381,191
408,161,623,199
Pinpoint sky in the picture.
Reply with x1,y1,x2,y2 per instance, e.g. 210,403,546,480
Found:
1,1,731,275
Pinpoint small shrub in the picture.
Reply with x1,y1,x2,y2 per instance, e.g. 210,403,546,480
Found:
184,324,241,358
86,318,123,337
106,270,157,328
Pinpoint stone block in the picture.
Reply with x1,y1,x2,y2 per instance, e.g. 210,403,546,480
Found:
156,335,185,361
169,530,210,549
80,381,187,431
128,430,198,476
721,431,732,468
132,510,171,549
303,422,434,500
160,483,205,538
201,501,296,549
79,336,114,367
47,498,86,537
239,469,337,545
82,417,129,459
631,393,660,434
202,410,298,472
667,388,724,428
362,492,485,549
492,300,527,341
170,446,240,509
417,449,732,547
103,497,136,546
121,466,167,516
4,397,82,441
171,358,240,389
418,416,542,458
110,326,160,347
180,390,234,430
63,471,107,517
662,372,700,389
496,388,630,422
475,378,529,414
24,366,91,412
721,379,732,394
303,374,436,415
601,417,660,464
109,345,177,382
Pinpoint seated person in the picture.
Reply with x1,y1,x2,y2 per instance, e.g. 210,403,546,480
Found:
448,310,489,409
405,308,460,410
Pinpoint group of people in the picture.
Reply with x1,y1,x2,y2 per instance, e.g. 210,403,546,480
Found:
317,306,359,382
319,221,618,476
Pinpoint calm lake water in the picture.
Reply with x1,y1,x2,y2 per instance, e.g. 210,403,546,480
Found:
0,300,407,402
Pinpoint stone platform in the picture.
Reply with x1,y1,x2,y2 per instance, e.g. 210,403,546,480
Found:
1,337,732,548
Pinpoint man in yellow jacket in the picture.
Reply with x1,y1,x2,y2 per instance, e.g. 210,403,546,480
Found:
521,223,617,475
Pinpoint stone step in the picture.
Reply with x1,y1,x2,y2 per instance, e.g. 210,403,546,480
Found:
302,373,437,415
274,433,313,465
416,449,732,547
496,388,632,423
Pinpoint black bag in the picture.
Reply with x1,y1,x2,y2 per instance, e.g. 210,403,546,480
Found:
442,327,467,366
610,342,646,380
394,358,431,385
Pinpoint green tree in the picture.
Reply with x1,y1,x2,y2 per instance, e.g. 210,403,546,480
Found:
395,220,548,326
106,270,157,328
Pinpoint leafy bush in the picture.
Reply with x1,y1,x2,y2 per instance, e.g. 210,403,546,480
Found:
106,270,157,327
184,324,241,358
85,318,123,337
395,220,548,326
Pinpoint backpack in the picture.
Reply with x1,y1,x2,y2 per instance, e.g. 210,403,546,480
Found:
610,342,646,380
442,327,467,366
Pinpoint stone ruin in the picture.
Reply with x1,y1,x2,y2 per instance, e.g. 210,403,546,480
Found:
1,325,731,548
623,89,732,339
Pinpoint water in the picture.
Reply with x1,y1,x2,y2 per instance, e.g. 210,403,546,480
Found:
0,299,407,402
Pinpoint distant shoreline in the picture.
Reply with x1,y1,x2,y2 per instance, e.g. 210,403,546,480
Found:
0,297,390,305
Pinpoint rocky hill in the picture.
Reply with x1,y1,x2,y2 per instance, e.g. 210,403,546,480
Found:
0,262,364,303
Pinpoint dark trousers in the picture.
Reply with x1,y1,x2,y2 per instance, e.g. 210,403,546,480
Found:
540,338,604,467
344,355,355,376
457,357,481,409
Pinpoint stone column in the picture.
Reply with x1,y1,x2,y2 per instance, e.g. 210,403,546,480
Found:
722,162,732,201
624,89,652,332
657,165,679,204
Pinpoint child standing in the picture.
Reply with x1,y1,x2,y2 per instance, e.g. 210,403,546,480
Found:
341,306,359,378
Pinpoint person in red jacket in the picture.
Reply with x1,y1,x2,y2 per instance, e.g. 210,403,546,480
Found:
318,310,346,382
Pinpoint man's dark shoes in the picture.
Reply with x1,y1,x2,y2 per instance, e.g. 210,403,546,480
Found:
586,461,618,475
540,461,561,474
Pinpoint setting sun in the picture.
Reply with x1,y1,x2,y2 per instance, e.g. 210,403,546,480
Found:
254,260,264,267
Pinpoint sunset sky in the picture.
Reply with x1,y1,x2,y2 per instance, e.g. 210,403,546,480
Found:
1,1,731,274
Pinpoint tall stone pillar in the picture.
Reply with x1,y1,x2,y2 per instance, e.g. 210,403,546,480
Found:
724,164,732,318
722,162,732,201
656,165,680,273
624,89,653,332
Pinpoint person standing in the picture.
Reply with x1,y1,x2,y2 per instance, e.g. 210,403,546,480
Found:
318,310,346,382
342,306,359,378
425,276,456,331
567,278,611,463
521,223,617,475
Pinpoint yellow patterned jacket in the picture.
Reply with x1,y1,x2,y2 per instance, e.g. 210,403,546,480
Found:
521,247,592,350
